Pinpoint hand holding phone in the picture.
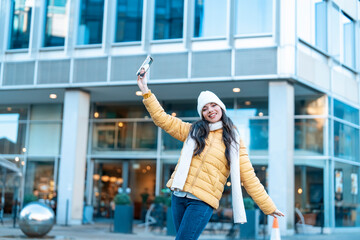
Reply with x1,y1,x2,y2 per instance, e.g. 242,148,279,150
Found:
136,56,153,77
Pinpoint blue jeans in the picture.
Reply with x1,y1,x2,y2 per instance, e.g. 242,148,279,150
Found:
171,194,213,240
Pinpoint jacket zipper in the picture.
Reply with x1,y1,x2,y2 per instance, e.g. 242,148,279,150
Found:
189,135,216,190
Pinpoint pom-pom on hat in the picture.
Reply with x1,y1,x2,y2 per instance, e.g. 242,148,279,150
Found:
197,91,226,117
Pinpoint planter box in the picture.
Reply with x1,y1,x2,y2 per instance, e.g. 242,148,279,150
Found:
239,209,260,239
166,207,176,236
114,205,133,233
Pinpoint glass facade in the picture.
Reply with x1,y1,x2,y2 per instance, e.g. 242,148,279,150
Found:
44,0,68,47
194,0,227,38
115,0,143,42
78,0,104,45
235,0,273,35
341,13,355,68
9,0,32,49
154,0,184,40
297,0,327,52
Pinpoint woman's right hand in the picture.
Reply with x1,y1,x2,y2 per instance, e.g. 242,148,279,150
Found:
137,68,149,94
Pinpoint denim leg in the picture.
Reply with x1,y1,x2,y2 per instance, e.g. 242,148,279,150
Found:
175,199,213,240
171,194,187,232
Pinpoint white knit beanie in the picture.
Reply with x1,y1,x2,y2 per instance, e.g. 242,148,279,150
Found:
197,91,226,117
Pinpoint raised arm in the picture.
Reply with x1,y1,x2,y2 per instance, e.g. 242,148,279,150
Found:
137,71,192,142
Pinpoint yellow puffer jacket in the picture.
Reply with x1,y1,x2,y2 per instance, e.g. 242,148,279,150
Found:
143,92,276,215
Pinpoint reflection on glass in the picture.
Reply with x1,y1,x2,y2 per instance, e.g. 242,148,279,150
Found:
342,13,355,68
249,119,268,152
0,106,28,120
44,0,68,47
24,161,55,201
30,104,63,120
115,0,143,42
154,0,184,40
194,0,226,38
334,121,359,162
162,130,183,151
235,0,273,35
295,95,326,115
0,117,26,154
295,166,324,228
10,0,32,49
334,162,360,227
93,103,148,119
330,3,340,60
93,162,123,218
92,121,157,152
28,123,62,155
128,160,156,219
295,119,324,155
78,0,105,45
334,99,359,125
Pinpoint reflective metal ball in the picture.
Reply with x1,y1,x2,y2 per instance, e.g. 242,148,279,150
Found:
18,202,55,237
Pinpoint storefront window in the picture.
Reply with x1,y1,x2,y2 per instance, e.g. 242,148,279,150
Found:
0,118,26,154
9,0,32,49
295,119,324,155
194,0,227,38
333,99,359,125
235,0,273,35
295,165,324,231
78,0,105,45
92,121,157,153
154,0,184,40
249,119,268,153
334,162,360,227
44,0,68,47
334,121,359,162
115,0,143,42
93,103,148,119
24,160,55,201
295,95,326,116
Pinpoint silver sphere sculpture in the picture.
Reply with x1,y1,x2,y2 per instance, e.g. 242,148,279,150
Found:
19,202,55,237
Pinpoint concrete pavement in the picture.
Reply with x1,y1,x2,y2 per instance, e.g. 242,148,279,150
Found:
1,219,360,240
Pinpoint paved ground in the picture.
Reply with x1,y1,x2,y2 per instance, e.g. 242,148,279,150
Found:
1,219,360,240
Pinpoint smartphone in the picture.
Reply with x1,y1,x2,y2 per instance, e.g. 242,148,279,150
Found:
136,56,153,77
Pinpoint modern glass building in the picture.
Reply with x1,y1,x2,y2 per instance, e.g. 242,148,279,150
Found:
0,0,360,236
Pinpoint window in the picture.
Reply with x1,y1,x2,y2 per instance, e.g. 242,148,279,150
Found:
78,0,105,45
341,13,355,68
235,0,273,35
115,0,143,42
334,99,359,125
295,119,324,155
334,122,359,162
44,0,68,47
9,0,32,49
297,0,327,52
329,3,340,60
154,0,184,40
194,0,227,38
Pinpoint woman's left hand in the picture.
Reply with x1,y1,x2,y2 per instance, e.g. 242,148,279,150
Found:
269,209,285,217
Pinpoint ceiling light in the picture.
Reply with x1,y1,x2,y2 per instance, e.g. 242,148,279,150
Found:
118,122,124,127
94,112,99,118
258,112,264,117
7,107,12,111
233,88,241,93
245,101,251,106
49,94,57,99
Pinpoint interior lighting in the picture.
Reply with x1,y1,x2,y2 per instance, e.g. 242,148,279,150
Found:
245,101,251,106
171,112,177,117
226,182,231,187
15,157,20,162
94,112,99,118
101,175,110,182
21,161,25,166
49,94,57,99
233,88,241,93
146,165,151,170
258,112,264,117
142,169,147,174
7,107,12,111
93,174,100,181
118,122,124,127
117,178,123,184
110,176,117,183
136,91,143,96
22,148,27,153
261,166,266,171
297,188,303,194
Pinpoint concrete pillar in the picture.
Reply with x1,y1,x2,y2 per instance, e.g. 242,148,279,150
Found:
268,81,294,235
57,90,90,225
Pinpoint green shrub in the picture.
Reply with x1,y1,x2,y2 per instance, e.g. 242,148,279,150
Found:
23,194,37,206
114,193,131,205
243,197,255,210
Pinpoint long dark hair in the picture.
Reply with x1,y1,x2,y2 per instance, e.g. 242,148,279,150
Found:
189,109,238,166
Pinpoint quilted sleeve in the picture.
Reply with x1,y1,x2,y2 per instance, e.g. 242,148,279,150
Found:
239,139,277,215
142,92,192,142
